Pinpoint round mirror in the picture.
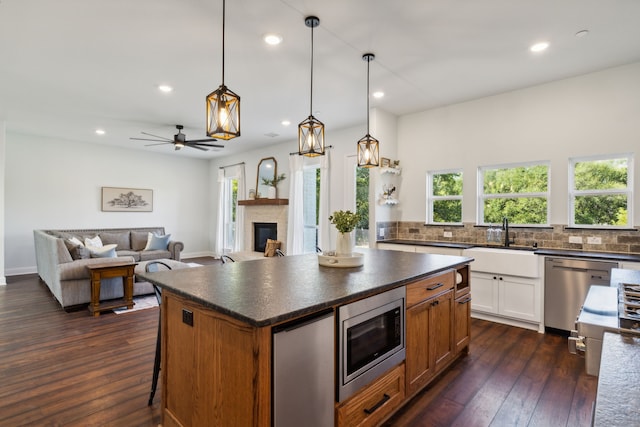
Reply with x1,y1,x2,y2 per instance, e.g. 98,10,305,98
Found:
256,157,277,198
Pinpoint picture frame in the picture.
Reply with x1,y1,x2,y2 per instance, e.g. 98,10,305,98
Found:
380,157,391,168
101,187,153,212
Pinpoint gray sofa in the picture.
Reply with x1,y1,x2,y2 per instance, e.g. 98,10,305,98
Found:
34,227,184,309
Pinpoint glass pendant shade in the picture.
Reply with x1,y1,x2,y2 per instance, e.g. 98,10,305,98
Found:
298,16,325,157
357,53,380,167
298,115,325,157
206,84,240,139
206,0,240,140
357,134,380,167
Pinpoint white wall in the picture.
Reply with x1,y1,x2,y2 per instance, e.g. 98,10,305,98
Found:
397,62,640,225
5,133,212,275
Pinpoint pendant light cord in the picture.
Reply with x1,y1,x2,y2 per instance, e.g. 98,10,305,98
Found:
221,0,226,85
309,23,314,116
366,57,370,133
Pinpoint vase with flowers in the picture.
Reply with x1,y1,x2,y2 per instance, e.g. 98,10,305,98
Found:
329,210,361,257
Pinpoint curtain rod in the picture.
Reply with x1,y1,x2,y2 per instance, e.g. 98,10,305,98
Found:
289,145,333,156
219,161,245,169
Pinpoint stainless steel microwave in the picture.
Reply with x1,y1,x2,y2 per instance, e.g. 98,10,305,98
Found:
337,286,406,402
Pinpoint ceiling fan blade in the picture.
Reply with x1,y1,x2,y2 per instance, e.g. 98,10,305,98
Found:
144,142,173,147
189,142,224,148
141,132,172,141
131,137,169,142
186,144,208,151
186,138,218,143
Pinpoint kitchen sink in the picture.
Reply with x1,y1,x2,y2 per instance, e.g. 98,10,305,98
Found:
462,246,540,277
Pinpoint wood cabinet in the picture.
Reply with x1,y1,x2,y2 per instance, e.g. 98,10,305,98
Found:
405,270,455,397
336,363,405,427
454,292,471,354
161,291,271,427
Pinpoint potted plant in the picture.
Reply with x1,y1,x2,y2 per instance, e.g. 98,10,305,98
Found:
261,173,286,199
329,210,361,256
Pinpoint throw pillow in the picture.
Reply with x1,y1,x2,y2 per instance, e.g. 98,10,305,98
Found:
69,236,84,247
64,238,90,260
144,233,171,251
88,244,118,258
84,235,103,248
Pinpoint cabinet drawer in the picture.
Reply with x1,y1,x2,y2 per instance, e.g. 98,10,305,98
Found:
406,270,454,307
336,363,405,427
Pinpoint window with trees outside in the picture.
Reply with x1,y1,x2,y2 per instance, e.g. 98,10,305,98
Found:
222,177,238,252
302,166,320,253
478,162,549,225
355,167,370,246
427,170,463,224
569,154,633,228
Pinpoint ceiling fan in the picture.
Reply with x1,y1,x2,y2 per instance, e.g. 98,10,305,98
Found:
131,125,224,151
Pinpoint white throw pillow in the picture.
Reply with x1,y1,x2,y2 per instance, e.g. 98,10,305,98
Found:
88,243,117,258
84,235,103,248
69,236,84,247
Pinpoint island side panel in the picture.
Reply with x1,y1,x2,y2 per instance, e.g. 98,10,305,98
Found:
161,290,271,427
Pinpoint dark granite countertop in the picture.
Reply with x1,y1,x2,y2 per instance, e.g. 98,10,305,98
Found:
138,248,472,327
593,332,640,426
377,239,640,262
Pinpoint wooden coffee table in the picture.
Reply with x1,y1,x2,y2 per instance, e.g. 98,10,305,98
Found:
86,260,137,317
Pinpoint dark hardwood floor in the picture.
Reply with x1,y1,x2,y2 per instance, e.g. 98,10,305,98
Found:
0,259,596,426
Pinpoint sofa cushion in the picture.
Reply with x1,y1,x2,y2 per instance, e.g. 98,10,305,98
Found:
100,231,131,250
88,244,118,258
131,231,150,251
144,233,171,251
116,250,141,261
140,250,172,261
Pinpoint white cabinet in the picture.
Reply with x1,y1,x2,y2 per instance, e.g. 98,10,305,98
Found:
377,243,462,257
620,261,640,270
377,243,416,252
462,248,543,332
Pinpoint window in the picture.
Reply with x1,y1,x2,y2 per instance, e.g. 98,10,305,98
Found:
569,154,633,227
222,177,238,252
355,166,370,246
302,166,320,253
427,169,463,224
478,162,549,225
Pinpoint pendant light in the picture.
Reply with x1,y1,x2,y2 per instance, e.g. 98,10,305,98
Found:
206,0,240,140
298,16,325,157
357,53,380,167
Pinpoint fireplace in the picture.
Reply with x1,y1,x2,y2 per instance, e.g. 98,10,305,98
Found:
242,204,288,254
254,222,277,252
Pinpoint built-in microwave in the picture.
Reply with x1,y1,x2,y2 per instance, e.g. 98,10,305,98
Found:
337,286,406,402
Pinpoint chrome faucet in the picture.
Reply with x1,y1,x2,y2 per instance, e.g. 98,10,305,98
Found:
502,217,514,247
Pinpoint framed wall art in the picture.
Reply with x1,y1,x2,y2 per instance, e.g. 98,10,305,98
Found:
101,187,153,212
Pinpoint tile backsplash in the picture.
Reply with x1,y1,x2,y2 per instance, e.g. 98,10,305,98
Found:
376,221,640,255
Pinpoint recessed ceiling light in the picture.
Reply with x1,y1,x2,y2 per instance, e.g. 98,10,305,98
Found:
95,129,106,135
530,42,549,53
158,84,173,93
264,34,283,46
575,30,589,38
281,120,291,126
373,91,384,99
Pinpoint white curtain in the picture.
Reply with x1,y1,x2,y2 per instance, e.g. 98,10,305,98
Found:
214,168,225,256
287,155,305,255
318,151,331,252
233,164,246,252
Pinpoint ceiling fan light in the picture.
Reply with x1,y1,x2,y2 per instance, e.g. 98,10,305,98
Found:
206,84,240,140
357,134,380,168
298,115,325,157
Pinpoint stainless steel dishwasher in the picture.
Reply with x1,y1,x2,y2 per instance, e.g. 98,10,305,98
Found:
273,309,334,427
544,257,617,333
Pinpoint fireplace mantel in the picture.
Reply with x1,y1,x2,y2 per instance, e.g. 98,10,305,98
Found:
238,199,289,206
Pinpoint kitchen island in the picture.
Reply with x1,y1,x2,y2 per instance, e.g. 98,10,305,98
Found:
139,248,472,426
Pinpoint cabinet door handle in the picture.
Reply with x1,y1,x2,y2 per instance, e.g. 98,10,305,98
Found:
432,300,440,307
458,297,472,304
426,282,444,291
364,393,390,415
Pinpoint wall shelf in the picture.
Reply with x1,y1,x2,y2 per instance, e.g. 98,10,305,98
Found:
238,198,289,206
380,166,402,175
